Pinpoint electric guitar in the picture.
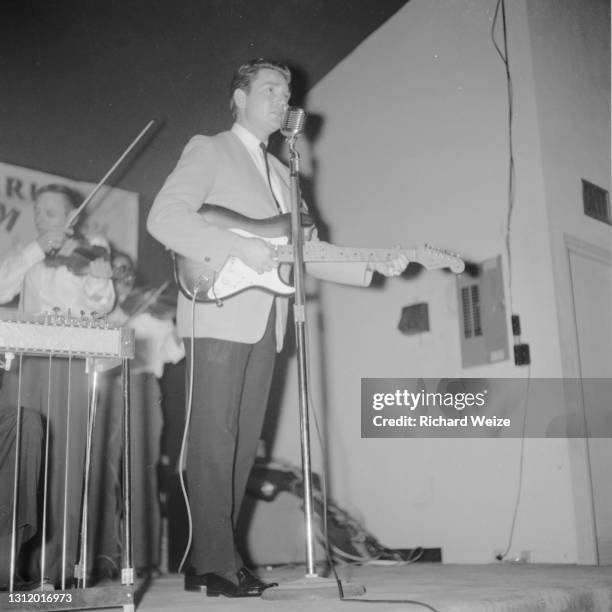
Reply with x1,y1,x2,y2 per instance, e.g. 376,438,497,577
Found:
173,204,465,303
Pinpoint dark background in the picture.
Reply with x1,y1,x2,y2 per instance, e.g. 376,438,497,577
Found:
0,0,408,283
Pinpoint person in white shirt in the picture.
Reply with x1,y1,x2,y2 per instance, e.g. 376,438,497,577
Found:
147,58,408,598
88,251,184,581
0,183,115,587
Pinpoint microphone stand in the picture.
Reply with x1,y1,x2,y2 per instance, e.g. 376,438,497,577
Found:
287,131,317,577
262,117,365,601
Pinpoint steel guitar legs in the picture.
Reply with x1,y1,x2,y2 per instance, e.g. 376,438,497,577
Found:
0,312,136,611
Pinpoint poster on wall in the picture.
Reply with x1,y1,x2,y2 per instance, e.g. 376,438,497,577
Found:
0,161,139,306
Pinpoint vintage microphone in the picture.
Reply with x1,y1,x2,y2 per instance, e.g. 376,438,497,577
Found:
280,106,307,143
262,108,364,601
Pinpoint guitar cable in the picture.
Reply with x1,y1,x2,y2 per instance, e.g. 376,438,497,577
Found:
176,270,220,574
175,285,199,574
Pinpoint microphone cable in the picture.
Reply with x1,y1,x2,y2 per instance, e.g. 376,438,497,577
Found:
301,286,439,612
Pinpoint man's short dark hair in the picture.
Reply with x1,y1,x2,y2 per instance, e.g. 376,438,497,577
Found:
35,183,82,211
229,58,291,119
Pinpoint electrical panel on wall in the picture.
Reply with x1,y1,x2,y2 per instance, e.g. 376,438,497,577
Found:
456,255,509,368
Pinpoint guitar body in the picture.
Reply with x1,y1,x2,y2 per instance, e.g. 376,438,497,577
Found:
173,205,310,303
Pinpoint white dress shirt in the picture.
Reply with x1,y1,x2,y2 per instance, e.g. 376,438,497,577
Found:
231,122,286,213
0,238,115,316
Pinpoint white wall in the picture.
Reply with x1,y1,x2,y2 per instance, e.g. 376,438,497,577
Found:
525,0,611,564
524,0,610,383
265,0,609,564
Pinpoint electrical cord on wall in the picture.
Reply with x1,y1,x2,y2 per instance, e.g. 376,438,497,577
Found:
491,0,534,563
495,369,531,562
491,0,516,320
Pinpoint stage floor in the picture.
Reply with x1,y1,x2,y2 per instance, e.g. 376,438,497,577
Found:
129,563,612,612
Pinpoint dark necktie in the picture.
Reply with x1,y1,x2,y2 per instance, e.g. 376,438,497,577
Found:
259,142,282,213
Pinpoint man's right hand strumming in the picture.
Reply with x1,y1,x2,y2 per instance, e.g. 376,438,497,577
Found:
231,235,278,274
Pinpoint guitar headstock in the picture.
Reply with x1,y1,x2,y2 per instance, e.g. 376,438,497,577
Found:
415,244,465,274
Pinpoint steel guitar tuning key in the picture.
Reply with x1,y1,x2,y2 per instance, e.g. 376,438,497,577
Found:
79,311,90,327
1,352,15,371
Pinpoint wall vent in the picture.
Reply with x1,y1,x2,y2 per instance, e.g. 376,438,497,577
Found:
461,285,482,338
582,179,611,225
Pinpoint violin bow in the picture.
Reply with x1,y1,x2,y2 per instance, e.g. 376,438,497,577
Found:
126,280,171,321
65,118,158,230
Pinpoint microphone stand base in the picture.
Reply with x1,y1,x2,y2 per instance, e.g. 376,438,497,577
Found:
261,575,365,600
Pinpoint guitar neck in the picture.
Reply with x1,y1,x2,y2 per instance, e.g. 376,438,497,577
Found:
276,243,415,264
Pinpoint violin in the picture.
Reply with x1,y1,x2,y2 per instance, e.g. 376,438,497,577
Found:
45,234,111,275
120,281,177,320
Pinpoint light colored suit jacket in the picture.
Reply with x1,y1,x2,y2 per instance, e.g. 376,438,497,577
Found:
147,130,371,349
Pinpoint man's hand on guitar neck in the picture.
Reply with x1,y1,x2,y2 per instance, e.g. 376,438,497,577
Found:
231,235,278,275
367,251,410,278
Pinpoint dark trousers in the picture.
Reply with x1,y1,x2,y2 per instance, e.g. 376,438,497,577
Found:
0,405,42,586
184,310,276,575
2,357,89,585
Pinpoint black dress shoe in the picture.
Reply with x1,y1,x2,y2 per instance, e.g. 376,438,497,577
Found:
184,567,277,597
184,571,241,596
235,567,278,594
184,569,255,597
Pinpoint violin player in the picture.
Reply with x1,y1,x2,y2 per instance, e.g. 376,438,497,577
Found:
0,183,115,588
0,183,115,313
